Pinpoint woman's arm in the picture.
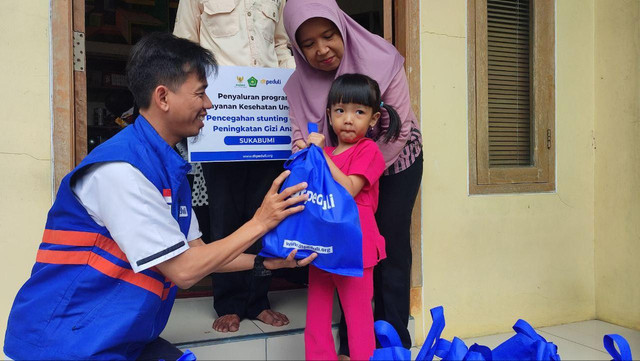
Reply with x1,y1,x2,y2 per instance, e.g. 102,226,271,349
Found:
377,68,416,168
289,107,306,153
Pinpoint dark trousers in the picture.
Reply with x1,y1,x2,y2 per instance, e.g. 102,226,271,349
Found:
203,160,284,319
136,337,183,361
339,152,423,354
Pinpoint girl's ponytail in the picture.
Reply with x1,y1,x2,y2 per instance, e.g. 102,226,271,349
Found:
380,102,401,143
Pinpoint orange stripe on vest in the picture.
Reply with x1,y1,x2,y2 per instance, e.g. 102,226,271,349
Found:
35,249,164,298
36,250,91,264
42,229,99,247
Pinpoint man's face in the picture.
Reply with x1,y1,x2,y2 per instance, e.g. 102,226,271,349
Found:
166,72,212,140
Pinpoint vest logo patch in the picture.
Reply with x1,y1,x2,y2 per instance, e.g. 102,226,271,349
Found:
179,206,188,217
163,189,172,204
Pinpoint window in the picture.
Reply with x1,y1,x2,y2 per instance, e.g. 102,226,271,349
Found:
468,0,555,194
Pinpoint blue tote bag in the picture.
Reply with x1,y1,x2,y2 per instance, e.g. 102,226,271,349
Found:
260,124,363,277
374,306,634,361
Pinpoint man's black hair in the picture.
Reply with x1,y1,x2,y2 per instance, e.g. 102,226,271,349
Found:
326,73,401,143
126,32,217,110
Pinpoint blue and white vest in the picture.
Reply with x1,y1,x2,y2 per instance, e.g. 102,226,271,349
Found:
4,116,192,360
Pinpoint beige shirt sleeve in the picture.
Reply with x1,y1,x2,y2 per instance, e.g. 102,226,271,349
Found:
173,0,202,43
274,0,295,69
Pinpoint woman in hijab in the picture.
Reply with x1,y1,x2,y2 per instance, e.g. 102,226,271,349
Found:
283,0,423,357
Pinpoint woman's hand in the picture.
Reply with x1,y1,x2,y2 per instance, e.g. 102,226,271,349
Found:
252,170,309,232
307,132,325,147
264,249,317,270
293,139,307,152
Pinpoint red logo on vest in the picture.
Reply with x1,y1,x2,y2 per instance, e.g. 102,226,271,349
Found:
163,189,172,204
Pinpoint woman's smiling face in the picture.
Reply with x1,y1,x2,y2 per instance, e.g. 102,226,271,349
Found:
296,17,344,72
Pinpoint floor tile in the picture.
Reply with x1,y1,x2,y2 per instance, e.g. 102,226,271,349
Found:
410,346,421,360
182,338,265,360
463,332,514,349
161,297,264,344
266,331,305,360
538,331,610,360
539,320,640,356
263,326,341,360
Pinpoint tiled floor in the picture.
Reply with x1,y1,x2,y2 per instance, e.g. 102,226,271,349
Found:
161,289,342,360
161,289,341,346
162,290,639,360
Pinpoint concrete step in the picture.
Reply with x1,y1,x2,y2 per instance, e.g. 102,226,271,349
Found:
161,289,415,360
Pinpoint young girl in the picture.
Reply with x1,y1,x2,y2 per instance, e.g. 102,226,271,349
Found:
304,73,402,361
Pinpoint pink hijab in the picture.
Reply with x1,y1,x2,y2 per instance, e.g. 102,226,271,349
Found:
283,0,405,146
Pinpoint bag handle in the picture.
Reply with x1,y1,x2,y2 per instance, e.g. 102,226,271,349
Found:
308,122,318,134
283,147,308,170
604,334,633,361
513,319,544,341
282,123,319,170
374,320,403,348
416,306,446,361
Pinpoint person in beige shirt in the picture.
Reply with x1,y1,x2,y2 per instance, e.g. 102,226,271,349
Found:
174,0,295,68
173,0,296,334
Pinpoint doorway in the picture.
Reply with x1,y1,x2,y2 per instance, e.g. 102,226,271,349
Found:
52,0,421,300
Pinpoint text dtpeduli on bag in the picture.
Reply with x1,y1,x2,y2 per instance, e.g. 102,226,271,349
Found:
260,124,363,277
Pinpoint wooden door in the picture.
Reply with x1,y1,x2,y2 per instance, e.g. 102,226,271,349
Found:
51,0,86,190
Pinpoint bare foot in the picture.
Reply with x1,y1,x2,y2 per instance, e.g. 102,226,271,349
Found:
338,355,350,361
256,309,290,327
212,314,240,332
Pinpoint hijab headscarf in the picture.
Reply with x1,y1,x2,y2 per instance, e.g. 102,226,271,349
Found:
283,0,405,146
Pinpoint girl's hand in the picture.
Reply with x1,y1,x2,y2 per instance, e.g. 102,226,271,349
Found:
252,170,308,231
264,249,317,270
307,132,325,147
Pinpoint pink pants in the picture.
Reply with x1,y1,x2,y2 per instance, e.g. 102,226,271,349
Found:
305,266,375,361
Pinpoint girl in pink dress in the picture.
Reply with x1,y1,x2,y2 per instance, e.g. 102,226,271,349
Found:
304,73,402,361
284,1,423,355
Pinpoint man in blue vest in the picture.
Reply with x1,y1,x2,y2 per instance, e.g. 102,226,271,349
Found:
3,32,314,361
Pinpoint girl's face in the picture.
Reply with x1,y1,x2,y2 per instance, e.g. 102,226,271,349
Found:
328,103,380,145
296,17,344,72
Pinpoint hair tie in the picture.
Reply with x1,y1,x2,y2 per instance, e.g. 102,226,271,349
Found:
380,101,384,107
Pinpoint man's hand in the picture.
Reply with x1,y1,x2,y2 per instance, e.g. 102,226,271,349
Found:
252,170,308,232
264,249,317,270
307,132,325,148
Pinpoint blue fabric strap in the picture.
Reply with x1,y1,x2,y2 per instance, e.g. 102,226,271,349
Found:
603,334,633,361
375,320,404,348
513,319,544,341
416,306,446,361
371,321,411,361
468,344,492,361
177,350,196,361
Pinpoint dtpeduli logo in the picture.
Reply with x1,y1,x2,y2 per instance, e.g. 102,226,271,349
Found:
261,78,282,85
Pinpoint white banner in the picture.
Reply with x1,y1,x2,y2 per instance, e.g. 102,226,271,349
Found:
188,66,294,162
